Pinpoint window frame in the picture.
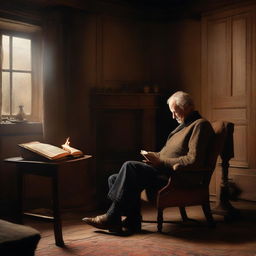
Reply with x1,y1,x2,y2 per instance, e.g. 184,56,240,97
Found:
0,19,42,122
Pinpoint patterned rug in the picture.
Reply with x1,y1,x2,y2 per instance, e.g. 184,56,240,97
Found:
35,234,256,256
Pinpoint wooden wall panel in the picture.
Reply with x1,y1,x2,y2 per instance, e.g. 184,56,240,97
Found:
206,14,249,110
212,108,246,124
232,125,248,167
204,12,250,162
232,16,247,97
202,6,255,200
98,16,150,89
208,18,230,102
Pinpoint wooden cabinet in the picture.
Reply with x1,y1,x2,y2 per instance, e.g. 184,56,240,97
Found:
202,4,256,201
90,92,159,205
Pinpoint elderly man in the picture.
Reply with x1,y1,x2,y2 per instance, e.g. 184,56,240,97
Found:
82,91,214,234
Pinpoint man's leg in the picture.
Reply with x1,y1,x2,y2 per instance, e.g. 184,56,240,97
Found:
83,160,158,233
107,172,141,232
108,161,158,204
108,161,158,232
108,173,118,191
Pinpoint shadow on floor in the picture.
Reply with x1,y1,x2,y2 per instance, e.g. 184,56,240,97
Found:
158,208,256,244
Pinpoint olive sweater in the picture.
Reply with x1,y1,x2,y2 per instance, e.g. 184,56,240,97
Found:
158,112,214,170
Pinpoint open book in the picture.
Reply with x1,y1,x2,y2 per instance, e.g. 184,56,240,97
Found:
18,141,84,161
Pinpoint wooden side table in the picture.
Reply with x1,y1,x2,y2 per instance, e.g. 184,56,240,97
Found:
4,155,92,247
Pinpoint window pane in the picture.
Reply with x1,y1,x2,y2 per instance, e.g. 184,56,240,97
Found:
2,35,10,69
12,72,32,115
1,72,10,115
13,37,31,71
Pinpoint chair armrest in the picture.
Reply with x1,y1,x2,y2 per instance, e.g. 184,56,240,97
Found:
158,167,213,195
173,163,212,172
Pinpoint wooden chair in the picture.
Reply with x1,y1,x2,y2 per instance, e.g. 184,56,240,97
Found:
142,121,234,232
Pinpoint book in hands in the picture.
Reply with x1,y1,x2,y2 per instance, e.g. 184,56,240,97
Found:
18,141,83,161
140,149,149,160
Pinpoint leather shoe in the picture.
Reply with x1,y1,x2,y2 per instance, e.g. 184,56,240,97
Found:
82,214,122,233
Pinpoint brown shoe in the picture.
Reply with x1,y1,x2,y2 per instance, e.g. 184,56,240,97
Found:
82,214,122,233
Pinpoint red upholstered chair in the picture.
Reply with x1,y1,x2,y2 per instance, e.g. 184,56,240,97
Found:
142,121,234,232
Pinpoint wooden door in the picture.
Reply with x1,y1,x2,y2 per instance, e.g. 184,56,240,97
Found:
202,6,256,200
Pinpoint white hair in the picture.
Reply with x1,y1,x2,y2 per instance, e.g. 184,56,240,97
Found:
167,91,194,110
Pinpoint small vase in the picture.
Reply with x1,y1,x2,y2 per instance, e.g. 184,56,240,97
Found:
16,105,26,121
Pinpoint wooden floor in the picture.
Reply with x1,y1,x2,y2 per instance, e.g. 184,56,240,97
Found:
25,200,256,255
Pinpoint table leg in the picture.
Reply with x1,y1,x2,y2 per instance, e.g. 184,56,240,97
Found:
52,171,64,247
17,168,24,224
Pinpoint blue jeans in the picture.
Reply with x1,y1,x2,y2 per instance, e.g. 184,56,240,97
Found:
107,160,169,216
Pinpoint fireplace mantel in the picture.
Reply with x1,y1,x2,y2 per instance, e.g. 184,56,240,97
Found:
90,92,160,205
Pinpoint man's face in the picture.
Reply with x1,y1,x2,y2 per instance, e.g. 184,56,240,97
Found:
169,102,186,124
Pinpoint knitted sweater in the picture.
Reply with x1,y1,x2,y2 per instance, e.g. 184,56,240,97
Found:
159,113,214,170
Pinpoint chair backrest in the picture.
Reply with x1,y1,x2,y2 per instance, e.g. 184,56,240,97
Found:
207,121,234,171
173,121,234,189
165,121,234,188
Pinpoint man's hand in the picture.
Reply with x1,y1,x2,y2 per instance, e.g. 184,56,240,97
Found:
142,151,162,168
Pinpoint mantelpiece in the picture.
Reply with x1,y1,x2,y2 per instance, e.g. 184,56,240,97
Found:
90,92,160,205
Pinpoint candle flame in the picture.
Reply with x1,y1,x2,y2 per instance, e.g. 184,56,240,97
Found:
64,137,70,146
61,137,83,156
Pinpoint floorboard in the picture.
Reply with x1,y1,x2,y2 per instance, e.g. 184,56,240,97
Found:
23,200,256,255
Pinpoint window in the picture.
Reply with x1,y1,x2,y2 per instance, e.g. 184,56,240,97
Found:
2,34,32,116
0,19,42,122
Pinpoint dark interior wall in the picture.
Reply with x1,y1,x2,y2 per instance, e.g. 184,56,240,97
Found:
2,0,255,209
166,19,202,110
42,9,203,149
63,11,203,209
0,2,203,211
67,11,161,151
42,9,69,145
66,11,202,149
66,12,98,153
147,22,170,90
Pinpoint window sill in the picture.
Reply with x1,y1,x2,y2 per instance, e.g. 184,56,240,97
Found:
0,122,43,136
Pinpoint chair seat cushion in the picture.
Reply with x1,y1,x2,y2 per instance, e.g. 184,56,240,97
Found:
0,219,41,255
142,175,169,202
